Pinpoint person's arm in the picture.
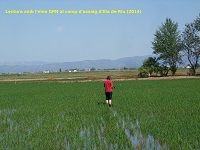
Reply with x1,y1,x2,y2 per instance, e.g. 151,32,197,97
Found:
111,81,115,89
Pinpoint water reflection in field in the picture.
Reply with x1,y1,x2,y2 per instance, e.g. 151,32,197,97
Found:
76,110,168,150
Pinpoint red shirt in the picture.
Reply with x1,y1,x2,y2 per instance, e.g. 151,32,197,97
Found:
104,79,114,92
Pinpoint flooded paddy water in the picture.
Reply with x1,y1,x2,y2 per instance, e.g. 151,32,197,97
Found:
64,109,168,150
0,107,168,149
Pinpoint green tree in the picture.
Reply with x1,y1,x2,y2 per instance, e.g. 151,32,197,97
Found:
142,57,159,76
182,14,200,76
152,18,182,76
90,67,96,71
158,65,170,77
139,57,169,77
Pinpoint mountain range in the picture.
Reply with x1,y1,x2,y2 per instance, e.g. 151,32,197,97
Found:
0,55,153,73
0,55,193,74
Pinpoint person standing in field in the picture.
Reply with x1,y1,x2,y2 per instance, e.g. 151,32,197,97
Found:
104,76,114,107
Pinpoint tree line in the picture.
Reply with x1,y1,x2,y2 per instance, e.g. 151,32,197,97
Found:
139,14,200,77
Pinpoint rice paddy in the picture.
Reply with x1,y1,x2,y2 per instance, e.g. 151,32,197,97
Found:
0,78,199,149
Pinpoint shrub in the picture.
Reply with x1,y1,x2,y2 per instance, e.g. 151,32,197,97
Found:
138,67,149,78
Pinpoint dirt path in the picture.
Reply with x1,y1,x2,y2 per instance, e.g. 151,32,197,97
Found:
0,76,199,83
131,76,200,80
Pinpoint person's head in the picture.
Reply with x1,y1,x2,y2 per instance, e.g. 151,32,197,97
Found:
106,76,111,80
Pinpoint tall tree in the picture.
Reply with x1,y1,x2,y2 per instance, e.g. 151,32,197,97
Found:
152,18,182,76
182,14,200,75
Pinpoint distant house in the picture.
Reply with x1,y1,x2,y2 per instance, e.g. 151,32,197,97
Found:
84,69,90,71
73,70,77,72
186,65,191,69
43,70,50,73
68,69,78,72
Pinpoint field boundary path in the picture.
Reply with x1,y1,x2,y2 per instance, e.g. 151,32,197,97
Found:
0,76,199,82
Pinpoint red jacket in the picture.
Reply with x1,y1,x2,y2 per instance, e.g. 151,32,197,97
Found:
104,80,114,92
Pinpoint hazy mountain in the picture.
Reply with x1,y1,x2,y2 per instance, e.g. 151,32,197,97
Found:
0,55,196,74
0,55,155,73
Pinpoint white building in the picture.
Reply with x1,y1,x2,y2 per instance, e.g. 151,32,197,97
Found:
186,65,191,69
43,70,50,73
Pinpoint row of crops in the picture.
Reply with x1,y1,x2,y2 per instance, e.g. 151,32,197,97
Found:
0,79,199,149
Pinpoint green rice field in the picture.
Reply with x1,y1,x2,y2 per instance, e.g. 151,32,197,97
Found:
0,78,200,149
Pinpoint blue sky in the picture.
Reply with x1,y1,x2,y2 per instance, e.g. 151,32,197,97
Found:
0,0,200,63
